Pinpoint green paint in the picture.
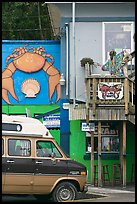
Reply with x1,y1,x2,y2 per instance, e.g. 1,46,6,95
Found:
126,122,135,183
2,104,60,144
70,120,135,184
2,105,135,184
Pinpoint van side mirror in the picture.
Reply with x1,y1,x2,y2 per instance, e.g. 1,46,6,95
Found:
51,152,56,158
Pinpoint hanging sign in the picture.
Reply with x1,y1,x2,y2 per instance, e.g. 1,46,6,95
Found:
81,122,95,131
98,82,123,100
43,114,60,128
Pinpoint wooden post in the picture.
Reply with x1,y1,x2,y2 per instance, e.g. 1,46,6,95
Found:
124,78,129,115
85,63,89,78
93,78,96,116
98,121,102,187
86,78,90,123
91,131,94,185
123,121,127,187
120,122,123,173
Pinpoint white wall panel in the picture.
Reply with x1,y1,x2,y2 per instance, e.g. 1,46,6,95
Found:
69,22,103,102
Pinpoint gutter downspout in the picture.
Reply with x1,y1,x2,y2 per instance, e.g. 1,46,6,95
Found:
72,2,76,107
65,23,69,96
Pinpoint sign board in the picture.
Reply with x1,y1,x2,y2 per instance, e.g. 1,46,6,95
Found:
43,114,60,128
82,123,95,132
86,125,119,136
98,82,123,100
63,103,70,109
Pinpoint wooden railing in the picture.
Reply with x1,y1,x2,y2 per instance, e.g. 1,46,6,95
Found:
128,78,135,113
85,75,135,117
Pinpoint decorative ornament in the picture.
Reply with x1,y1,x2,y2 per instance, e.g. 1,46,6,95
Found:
21,78,40,98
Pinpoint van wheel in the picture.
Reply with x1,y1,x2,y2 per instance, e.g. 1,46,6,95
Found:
52,182,77,202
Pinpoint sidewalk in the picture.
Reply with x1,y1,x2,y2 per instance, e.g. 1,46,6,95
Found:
85,183,135,202
87,183,135,194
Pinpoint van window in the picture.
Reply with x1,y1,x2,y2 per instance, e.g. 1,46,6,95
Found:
2,123,22,132
36,141,62,158
2,139,4,155
8,139,31,156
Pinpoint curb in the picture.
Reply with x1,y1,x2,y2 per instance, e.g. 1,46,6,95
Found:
87,186,135,194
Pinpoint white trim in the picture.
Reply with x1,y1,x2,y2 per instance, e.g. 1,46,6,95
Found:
65,23,69,96
72,2,76,107
131,22,135,53
102,21,135,64
102,22,105,65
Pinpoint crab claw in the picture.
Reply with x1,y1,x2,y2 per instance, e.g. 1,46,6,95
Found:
2,77,18,104
2,89,12,105
2,63,18,104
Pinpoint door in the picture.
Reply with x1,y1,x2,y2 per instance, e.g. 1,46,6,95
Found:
33,140,68,193
4,138,34,194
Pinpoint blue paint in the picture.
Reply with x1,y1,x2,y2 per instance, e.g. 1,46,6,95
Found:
2,40,60,105
60,99,70,155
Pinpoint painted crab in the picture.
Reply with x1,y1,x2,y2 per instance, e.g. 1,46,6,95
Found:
2,44,60,104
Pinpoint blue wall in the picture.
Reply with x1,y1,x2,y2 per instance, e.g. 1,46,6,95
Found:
2,40,60,105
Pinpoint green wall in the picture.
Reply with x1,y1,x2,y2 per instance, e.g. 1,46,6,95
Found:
126,122,135,183
2,104,60,144
3,105,135,184
70,120,135,184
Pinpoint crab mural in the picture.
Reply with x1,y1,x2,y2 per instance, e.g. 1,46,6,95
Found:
2,44,60,104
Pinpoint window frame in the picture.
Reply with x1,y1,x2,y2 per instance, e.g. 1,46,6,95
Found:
86,125,120,154
102,21,135,64
2,138,4,155
8,138,31,157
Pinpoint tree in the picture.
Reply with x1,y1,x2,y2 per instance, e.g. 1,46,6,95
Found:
2,2,54,40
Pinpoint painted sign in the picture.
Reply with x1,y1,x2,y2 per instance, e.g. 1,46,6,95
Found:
2,40,60,105
43,114,60,128
98,82,123,100
86,125,119,136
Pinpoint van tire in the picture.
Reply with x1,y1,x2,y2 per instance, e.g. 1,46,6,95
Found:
52,182,77,202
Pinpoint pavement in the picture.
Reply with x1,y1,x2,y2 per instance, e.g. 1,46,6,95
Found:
87,183,135,193
2,183,135,202
81,183,136,202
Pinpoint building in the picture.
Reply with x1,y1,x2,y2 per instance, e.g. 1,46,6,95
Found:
2,2,135,186
47,2,135,186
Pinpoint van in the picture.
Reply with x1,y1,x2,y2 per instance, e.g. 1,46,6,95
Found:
2,114,88,202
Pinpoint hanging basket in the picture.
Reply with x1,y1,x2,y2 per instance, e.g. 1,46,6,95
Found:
80,58,94,67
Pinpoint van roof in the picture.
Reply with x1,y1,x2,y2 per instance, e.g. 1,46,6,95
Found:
2,114,53,138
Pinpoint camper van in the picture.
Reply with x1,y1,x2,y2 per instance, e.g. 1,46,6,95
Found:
2,114,88,202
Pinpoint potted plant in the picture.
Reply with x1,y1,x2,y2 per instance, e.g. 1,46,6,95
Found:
80,57,94,67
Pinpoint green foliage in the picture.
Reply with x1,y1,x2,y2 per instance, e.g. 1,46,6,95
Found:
2,2,54,40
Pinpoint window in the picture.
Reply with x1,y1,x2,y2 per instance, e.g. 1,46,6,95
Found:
2,123,22,132
2,139,4,155
8,139,31,156
86,124,119,153
102,22,135,65
36,141,62,158
9,114,27,117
